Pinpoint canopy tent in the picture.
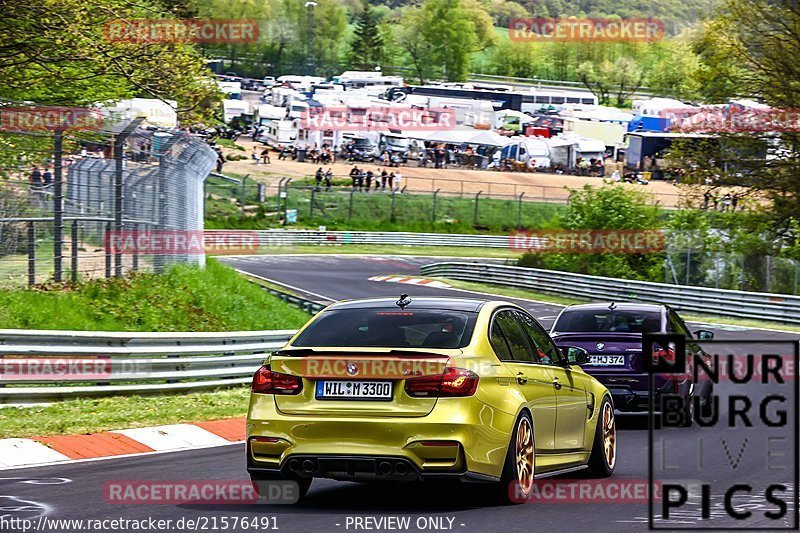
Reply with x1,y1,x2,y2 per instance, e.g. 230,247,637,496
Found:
409,129,511,147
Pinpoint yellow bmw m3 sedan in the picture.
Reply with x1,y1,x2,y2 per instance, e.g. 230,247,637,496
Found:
246,296,617,504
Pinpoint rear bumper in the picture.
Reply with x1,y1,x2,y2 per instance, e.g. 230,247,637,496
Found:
593,373,690,413
246,452,497,483
246,394,515,480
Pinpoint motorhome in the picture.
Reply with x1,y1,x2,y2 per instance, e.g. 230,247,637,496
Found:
223,99,251,124
256,119,297,147
102,98,178,128
546,134,606,169
332,71,404,89
562,117,627,151
498,137,550,169
275,75,326,91
217,80,242,100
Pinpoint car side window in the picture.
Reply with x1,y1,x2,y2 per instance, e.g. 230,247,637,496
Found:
667,310,691,338
494,311,535,363
489,319,513,361
514,310,563,366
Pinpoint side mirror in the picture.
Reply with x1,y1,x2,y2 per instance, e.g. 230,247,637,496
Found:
695,330,714,340
560,346,590,365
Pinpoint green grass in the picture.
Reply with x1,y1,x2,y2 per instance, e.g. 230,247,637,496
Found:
0,258,310,331
206,189,567,234
0,387,250,438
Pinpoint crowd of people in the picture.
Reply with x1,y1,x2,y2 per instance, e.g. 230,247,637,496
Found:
703,191,742,212
347,166,403,192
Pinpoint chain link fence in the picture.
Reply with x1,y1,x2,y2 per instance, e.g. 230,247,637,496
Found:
0,119,217,287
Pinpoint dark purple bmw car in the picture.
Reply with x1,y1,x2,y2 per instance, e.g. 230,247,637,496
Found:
550,302,713,414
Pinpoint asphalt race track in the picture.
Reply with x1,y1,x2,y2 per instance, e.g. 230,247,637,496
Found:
5,255,799,533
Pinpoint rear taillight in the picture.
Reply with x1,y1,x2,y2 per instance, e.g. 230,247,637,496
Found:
405,367,479,398
252,365,303,395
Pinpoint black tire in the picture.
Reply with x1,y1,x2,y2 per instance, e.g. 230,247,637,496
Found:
250,474,312,504
587,397,616,477
496,411,535,505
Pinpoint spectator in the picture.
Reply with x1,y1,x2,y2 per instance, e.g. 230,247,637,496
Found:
324,168,333,190
712,193,719,211
261,147,271,165
380,168,389,190
315,167,324,189
29,167,43,189
365,169,373,192
393,170,402,191
703,191,711,209
350,166,360,188
278,145,289,160
732,193,740,211
214,147,224,173
611,169,621,182
42,167,53,186
252,147,260,164
721,193,732,212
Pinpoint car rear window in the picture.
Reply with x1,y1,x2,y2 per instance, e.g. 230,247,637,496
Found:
292,309,477,349
554,309,661,333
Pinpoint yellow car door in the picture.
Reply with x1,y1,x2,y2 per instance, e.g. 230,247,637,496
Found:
490,310,557,452
514,310,588,453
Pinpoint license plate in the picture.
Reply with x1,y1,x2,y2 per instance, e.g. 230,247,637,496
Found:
588,355,626,366
315,380,393,400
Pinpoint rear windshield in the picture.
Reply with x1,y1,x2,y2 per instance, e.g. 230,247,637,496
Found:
292,309,477,349
554,309,661,333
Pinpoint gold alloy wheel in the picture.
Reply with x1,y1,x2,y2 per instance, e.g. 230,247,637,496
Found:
602,402,617,469
515,417,535,494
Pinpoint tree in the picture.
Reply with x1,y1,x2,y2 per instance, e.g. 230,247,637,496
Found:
577,56,643,106
349,6,385,70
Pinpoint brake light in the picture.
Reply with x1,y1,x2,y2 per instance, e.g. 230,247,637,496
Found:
252,365,303,395
405,367,479,397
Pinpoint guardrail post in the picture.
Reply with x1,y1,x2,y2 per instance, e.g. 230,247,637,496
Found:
349,188,355,221
27,221,35,286
473,191,482,226
71,220,79,283
517,192,525,229
432,188,440,223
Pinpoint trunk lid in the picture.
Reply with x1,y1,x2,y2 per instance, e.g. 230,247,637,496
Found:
269,348,457,417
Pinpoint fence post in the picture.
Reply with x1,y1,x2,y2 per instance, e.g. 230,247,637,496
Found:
132,223,139,272
309,186,316,219
432,188,440,223
71,220,79,283
390,190,397,222
105,222,112,278
27,222,35,286
114,118,143,278
349,188,355,221
240,174,248,214
53,129,64,282
473,191,482,226
517,192,525,229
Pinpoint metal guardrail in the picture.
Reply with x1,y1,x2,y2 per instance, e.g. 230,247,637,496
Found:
420,262,800,325
207,229,518,249
0,329,296,403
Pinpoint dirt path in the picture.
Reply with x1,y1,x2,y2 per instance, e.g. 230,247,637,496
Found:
220,139,691,207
